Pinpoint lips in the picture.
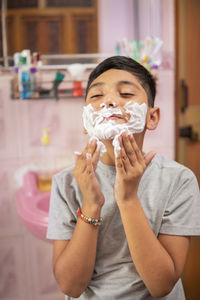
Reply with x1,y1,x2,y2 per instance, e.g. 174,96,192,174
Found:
104,114,124,121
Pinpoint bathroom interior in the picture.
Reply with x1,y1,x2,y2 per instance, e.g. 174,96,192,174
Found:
0,0,199,299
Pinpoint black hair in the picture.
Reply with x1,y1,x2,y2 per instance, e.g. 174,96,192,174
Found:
85,56,156,107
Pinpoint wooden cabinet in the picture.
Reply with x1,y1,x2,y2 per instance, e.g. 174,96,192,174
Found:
70,13,98,53
176,0,200,298
1,0,98,55
21,15,64,54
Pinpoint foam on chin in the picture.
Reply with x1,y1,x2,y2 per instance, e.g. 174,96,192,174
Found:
82,101,147,157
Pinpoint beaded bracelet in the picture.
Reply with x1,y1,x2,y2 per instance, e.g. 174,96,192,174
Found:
77,208,103,226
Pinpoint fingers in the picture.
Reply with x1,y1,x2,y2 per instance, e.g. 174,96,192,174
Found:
115,148,126,175
75,139,100,173
128,134,146,168
116,137,130,173
115,133,134,174
86,152,94,174
83,139,97,157
120,133,137,167
87,139,101,170
74,151,82,162
116,133,154,173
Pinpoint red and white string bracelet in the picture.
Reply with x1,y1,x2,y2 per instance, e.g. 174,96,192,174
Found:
77,208,103,226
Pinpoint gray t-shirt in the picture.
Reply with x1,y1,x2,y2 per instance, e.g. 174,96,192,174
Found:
47,154,200,300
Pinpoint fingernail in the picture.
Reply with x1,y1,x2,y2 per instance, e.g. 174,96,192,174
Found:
89,136,97,141
97,142,102,151
89,137,97,145
74,151,82,156
114,149,119,158
86,153,91,159
122,132,126,137
128,134,133,140
117,150,121,157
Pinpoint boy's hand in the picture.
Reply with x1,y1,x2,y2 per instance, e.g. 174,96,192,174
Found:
72,139,105,212
114,133,156,203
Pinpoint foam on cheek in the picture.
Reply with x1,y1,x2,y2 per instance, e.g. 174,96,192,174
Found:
82,101,147,157
123,101,147,133
112,101,147,156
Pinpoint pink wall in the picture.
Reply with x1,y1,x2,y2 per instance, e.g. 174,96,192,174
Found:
0,77,73,300
98,0,135,53
0,1,175,299
98,0,175,158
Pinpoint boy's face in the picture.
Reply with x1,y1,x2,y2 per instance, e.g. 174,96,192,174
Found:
83,68,159,151
85,68,149,121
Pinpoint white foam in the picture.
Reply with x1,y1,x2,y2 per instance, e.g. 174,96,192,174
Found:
89,136,107,157
82,101,147,157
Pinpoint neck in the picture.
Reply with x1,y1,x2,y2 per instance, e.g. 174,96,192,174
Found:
100,140,115,165
100,133,145,166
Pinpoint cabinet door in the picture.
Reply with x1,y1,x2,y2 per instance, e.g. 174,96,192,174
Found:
21,15,64,54
70,14,98,53
176,0,200,299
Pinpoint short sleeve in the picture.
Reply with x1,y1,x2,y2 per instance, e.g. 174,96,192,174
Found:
46,174,77,240
159,169,200,236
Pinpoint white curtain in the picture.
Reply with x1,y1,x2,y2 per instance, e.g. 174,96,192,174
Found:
133,0,162,40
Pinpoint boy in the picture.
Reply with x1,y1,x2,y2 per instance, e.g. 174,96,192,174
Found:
47,56,200,299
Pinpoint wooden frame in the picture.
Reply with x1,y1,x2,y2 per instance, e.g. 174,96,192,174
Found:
1,0,98,55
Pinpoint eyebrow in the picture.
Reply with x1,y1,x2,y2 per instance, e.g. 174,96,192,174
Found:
87,82,104,93
88,80,140,93
118,81,140,90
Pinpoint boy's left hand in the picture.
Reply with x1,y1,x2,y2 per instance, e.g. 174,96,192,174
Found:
114,133,156,203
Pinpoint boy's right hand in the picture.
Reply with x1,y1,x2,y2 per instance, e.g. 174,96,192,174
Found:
72,139,105,215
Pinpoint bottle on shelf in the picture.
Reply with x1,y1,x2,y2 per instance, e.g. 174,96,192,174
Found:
30,67,39,99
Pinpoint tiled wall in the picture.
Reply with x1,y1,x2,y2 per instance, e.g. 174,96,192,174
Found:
0,76,88,300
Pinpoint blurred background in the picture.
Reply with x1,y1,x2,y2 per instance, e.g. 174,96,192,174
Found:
0,0,199,300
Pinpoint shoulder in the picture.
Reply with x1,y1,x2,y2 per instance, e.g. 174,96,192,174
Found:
52,165,76,192
54,165,74,182
151,154,196,178
145,154,199,194
152,154,185,169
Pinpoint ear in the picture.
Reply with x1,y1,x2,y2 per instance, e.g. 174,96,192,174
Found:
146,107,160,130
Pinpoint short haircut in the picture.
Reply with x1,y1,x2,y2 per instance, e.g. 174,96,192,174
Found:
85,56,156,107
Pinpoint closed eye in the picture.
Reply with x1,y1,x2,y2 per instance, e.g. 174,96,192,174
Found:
120,93,135,97
90,94,103,99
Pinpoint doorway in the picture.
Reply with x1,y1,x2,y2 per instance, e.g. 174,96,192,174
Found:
175,0,200,299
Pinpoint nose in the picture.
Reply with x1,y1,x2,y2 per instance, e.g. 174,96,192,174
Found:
104,92,117,108
108,102,116,107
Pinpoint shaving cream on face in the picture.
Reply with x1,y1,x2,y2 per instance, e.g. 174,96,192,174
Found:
89,136,107,157
82,101,147,157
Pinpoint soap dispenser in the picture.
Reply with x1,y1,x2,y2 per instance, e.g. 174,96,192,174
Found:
37,128,54,191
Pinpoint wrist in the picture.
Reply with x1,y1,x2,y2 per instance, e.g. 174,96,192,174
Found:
82,201,102,219
77,208,103,226
116,193,139,207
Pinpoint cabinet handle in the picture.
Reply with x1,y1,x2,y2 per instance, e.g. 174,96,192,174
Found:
180,79,188,113
179,125,199,142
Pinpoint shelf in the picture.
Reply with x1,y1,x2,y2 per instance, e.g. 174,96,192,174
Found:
10,78,87,101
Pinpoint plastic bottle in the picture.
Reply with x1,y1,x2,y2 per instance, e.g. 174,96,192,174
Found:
21,68,30,99
18,55,30,99
37,128,55,191
30,67,39,98
67,64,84,97
13,66,20,98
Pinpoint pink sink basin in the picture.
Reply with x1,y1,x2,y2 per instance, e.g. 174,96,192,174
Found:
16,171,52,242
